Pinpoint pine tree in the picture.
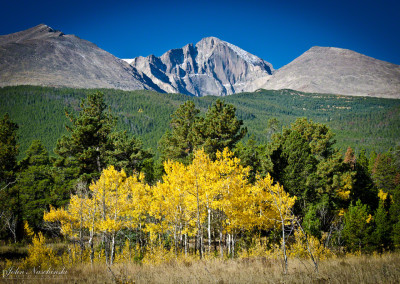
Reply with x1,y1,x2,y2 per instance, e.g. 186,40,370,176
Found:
0,113,19,188
158,101,199,164
372,196,391,252
0,114,19,241
159,100,247,163
16,140,54,232
192,99,247,160
107,131,153,180
234,137,267,183
54,91,115,184
267,118,354,221
342,200,372,252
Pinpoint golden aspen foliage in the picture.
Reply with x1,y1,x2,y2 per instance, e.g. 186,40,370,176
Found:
23,220,34,240
252,173,296,229
378,189,388,201
288,229,333,260
22,232,59,269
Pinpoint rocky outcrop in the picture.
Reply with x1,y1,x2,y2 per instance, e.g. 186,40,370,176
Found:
127,37,274,96
0,24,161,91
262,46,400,98
2,25,399,99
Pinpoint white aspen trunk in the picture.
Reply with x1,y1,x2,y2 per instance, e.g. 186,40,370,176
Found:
219,230,224,259
227,234,231,256
282,221,287,274
89,206,96,265
208,208,211,253
174,224,177,256
104,234,109,265
200,232,204,256
196,184,202,259
232,235,235,258
110,234,115,265
89,231,94,265
139,222,143,249
185,233,188,256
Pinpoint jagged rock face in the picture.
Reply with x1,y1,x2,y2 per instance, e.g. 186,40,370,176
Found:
0,24,161,91
2,25,399,99
129,37,274,96
263,46,400,98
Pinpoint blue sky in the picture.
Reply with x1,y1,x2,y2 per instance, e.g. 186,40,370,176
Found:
1,0,399,69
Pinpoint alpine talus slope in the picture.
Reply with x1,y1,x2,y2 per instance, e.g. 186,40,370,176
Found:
0,24,161,91
262,46,400,98
1,25,400,98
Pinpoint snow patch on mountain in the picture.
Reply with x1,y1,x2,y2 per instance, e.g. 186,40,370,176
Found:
223,41,263,65
122,59,135,65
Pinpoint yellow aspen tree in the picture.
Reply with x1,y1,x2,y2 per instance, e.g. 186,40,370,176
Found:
252,174,296,274
90,166,145,265
212,148,253,258
45,166,149,265
153,160,195,254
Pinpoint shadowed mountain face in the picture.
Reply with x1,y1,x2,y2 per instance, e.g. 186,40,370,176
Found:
0,24,161,91
262,46,400,99
128,37,274,96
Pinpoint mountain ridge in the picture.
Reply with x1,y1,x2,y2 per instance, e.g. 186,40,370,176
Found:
1,24,400,98
0,24,162,91
127,36,274,96
262,46,400,98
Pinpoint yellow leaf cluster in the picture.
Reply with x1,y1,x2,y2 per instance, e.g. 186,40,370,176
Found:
378,189,388,202
288,230,334,260
22,232,60,269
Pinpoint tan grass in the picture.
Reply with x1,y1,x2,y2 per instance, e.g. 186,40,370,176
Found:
2,253,400,283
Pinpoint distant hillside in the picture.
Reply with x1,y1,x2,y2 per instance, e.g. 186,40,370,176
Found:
263,46,400,98
0,24,161,91
2,25,400,98
1,86,399,159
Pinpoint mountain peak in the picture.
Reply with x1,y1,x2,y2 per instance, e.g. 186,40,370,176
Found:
0,24,64,45
198,36,223,43
262,46,400,98
0,24,157,91
128,36,274,96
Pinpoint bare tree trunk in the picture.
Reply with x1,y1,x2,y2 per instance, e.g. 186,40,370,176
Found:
110,233,115,265
184,233,188,256
89,235,94,265
295,218,319,273
219,230,224,259
281,221,288,274
232,234,235,258
195,235,197,256
208,208,211,253
213,227,217,252
174,224,177,256
4,213,17,243
227,234,231,257
200,232,204,257
104,234,109,265
196,182,203,259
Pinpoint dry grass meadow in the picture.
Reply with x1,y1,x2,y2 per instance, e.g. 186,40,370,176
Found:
2,253,399,283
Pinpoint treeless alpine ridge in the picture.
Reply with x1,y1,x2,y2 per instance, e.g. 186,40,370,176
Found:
1,24,400,98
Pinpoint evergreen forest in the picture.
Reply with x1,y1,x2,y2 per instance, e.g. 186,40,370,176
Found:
0,86,400,279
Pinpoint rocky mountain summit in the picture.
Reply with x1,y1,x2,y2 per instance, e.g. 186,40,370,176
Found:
1,24,400,98
127,37,274,96
0,24,160,91
262,46,400,98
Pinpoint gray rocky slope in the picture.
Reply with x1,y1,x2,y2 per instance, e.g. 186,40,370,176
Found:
127,37,274,96
1,25,400,99
0,24,161,91
262,46,400,99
